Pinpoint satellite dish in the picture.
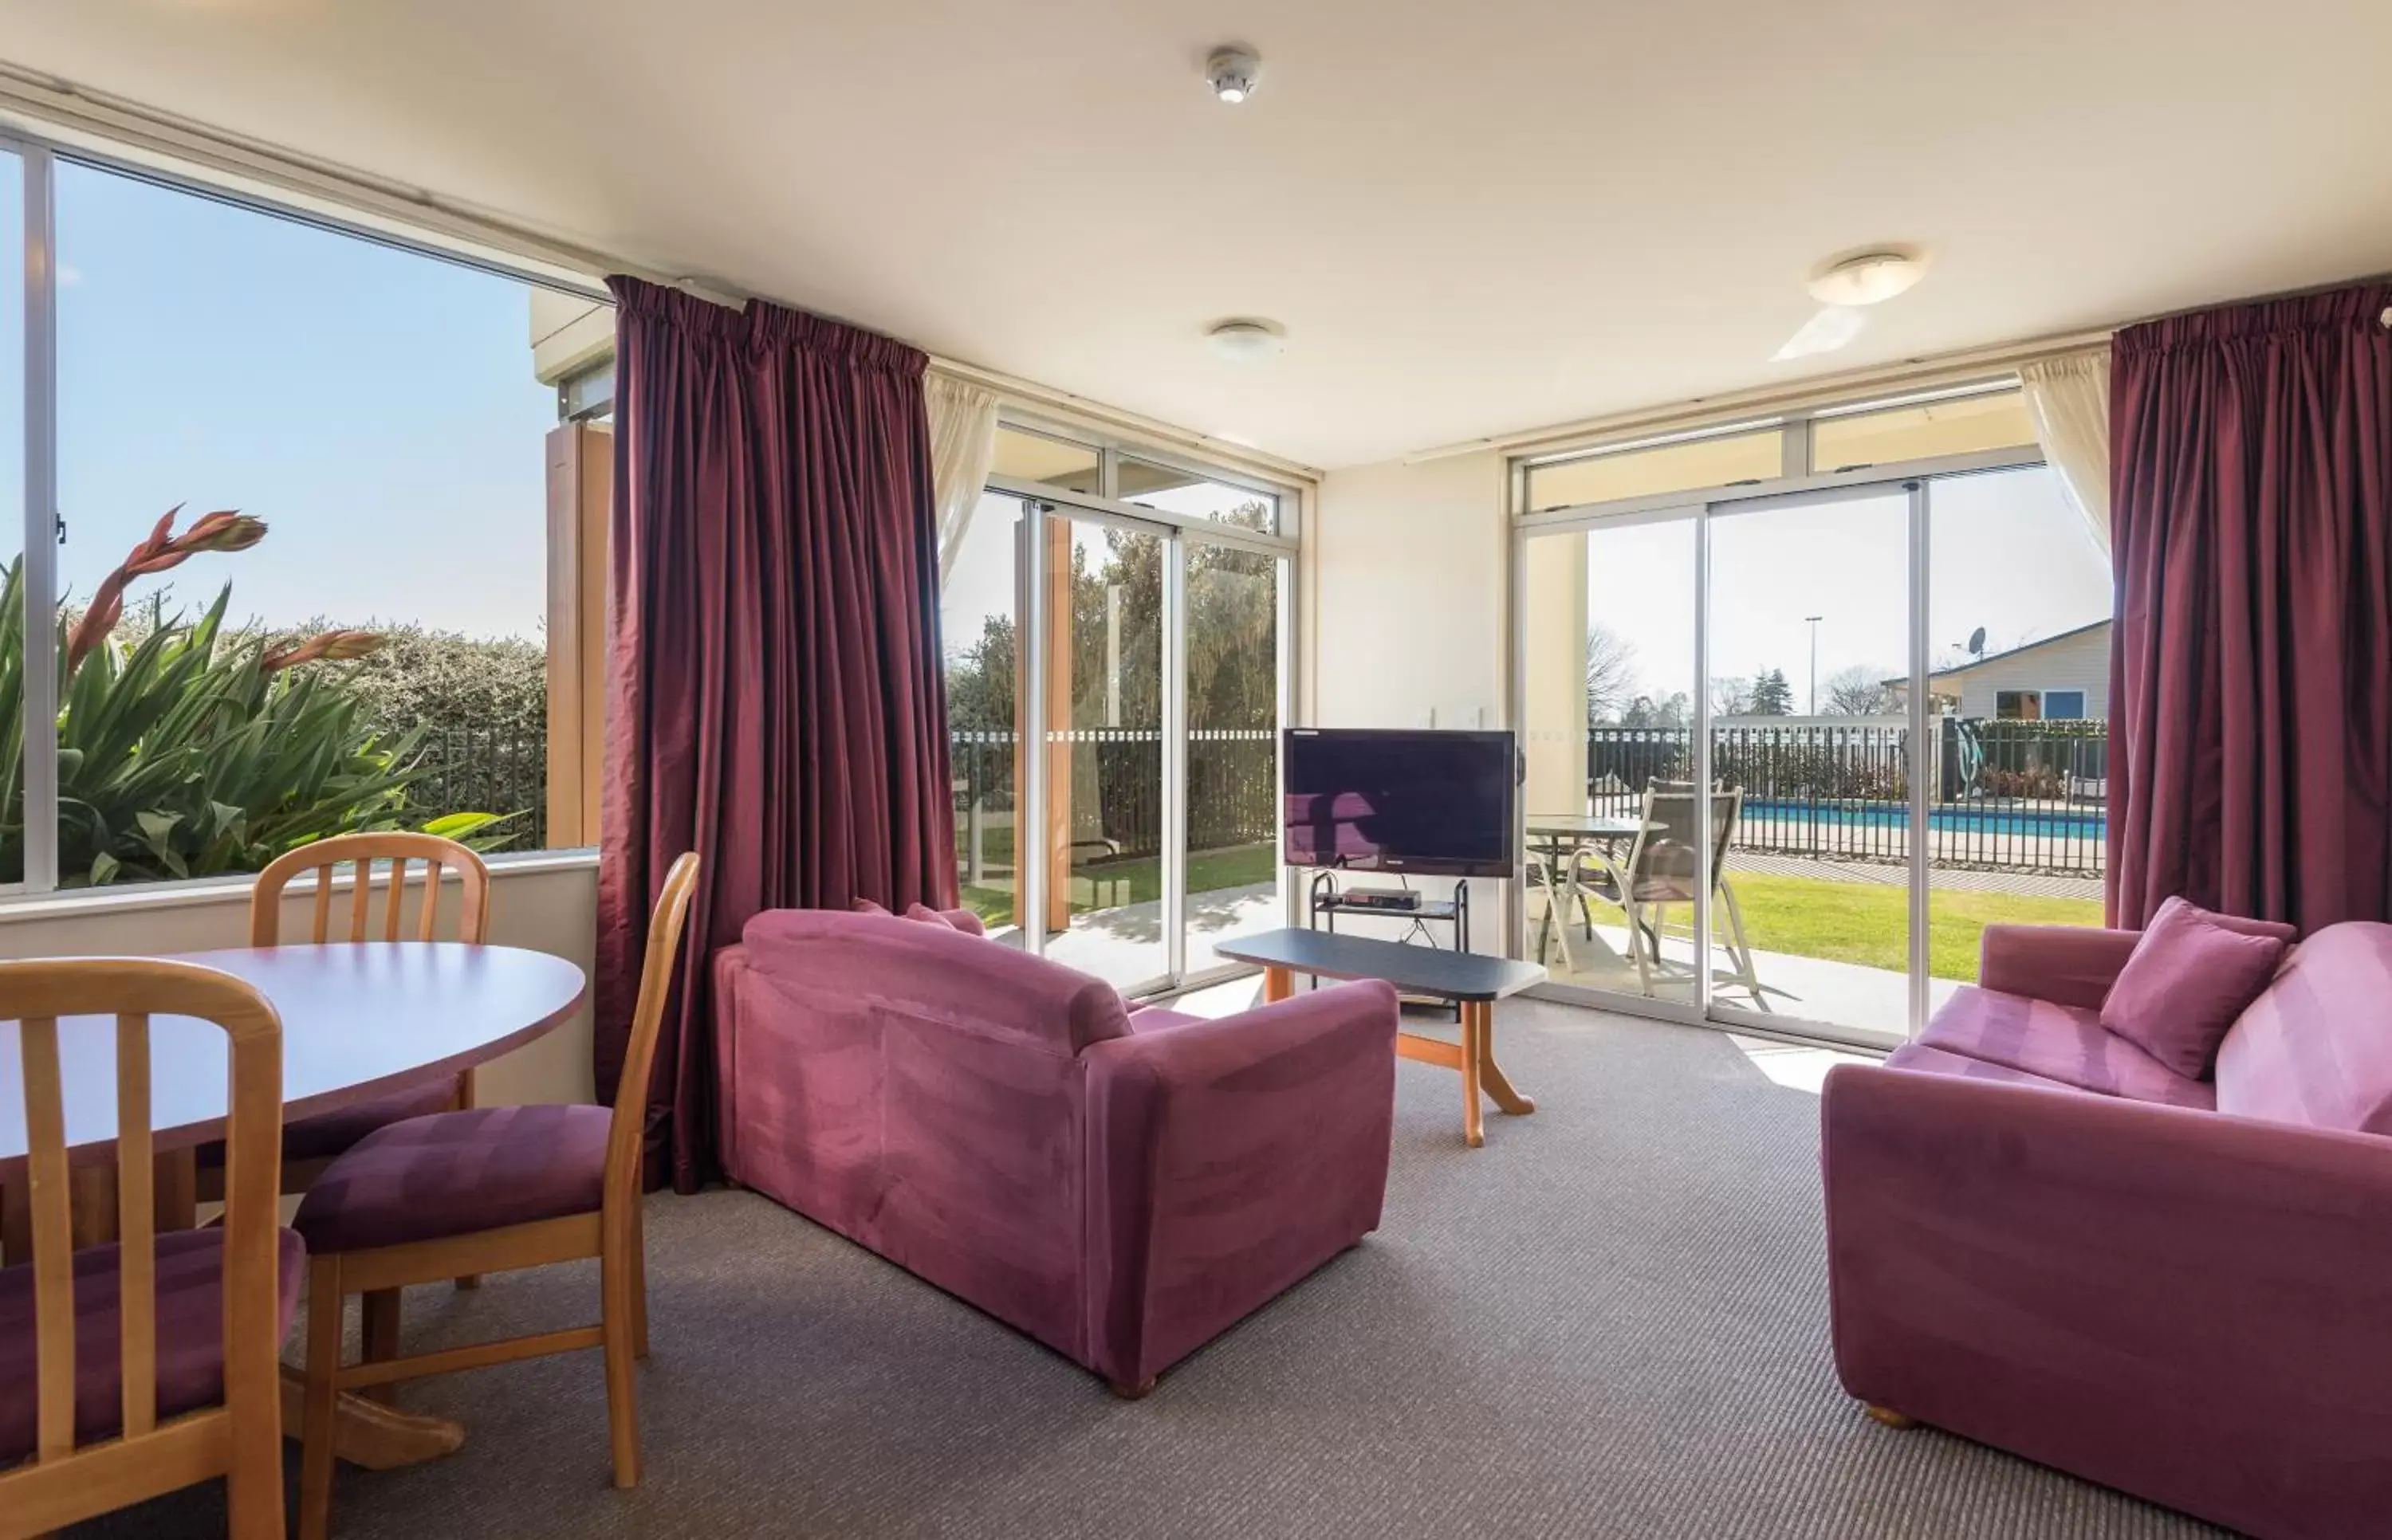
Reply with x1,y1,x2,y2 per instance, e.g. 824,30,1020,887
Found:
1966,627,1988,657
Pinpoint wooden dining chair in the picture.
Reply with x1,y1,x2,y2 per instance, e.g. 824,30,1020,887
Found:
0,959,297,1540
208,832,497,1310
246,830,494,1176
293,851,700,1540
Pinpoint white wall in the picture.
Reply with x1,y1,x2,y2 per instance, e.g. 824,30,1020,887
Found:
0,858,600,1106
1306,451,1513,953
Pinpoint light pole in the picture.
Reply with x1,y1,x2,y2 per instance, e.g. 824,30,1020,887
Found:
1805,615,1824,716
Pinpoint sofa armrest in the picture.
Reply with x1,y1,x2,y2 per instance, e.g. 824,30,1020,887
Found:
1081,980,1399,1388
1976,923,2138,1009
1823,1063,2392,1534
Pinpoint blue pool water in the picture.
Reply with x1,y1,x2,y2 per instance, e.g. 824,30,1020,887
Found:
1742,799,2107,839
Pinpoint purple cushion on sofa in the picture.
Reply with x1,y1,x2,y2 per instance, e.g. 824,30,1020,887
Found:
0,1227,305,1463
2100,897,2288,1080
2216,921,2392,1134
1884,1041,2095,1096
1918,988,2214,1110
293,1103,611,1255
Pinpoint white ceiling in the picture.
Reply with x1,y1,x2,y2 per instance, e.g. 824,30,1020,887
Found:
6,0,2390,468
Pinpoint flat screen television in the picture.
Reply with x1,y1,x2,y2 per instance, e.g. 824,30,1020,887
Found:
1281,728,1517,879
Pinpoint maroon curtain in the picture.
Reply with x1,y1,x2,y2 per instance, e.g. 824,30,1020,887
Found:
595,276,958,1192
2108,283,2392,932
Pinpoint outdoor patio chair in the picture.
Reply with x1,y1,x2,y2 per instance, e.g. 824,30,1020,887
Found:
1574,784,1771,1010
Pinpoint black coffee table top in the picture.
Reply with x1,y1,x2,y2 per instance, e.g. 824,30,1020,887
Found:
1215,928,1547,1003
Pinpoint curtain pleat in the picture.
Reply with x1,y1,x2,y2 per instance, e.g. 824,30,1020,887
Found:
596,276,958,1192
2107,284,2392,932
926,373,1003,582
2020,348,2113,554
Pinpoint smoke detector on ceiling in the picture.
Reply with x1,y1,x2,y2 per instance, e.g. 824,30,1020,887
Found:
1206,45,1261,104
1206,318,1285,363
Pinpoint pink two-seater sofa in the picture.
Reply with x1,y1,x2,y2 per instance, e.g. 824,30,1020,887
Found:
711,908,1401,1394
1824,918,2392,1540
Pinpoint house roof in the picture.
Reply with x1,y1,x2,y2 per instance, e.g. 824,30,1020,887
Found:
1926,619,2111,681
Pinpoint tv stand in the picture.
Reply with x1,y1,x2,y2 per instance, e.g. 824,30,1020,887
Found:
1307,872,1469,1020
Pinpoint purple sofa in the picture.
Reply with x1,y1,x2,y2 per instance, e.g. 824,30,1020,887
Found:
711,908,1400,1393
1824,919,2392,1540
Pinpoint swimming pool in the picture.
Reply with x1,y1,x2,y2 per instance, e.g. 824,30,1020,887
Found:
1741,799,2107,839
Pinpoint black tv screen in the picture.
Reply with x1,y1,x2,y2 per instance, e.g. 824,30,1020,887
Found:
1282,728,1517,878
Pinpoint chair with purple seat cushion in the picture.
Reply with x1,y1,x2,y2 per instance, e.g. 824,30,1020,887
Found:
291,852,701,1540
0,957,297,1538
1824,917,2392,1540
199,832,495,1308
710,906,1403,1396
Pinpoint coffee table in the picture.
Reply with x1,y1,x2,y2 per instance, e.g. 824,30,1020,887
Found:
1213,928,1545,1147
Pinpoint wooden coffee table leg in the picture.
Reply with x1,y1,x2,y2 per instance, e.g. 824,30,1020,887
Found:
1459,1002,1486,1148
1263,965,1293,1004
1477,1012,1536,1117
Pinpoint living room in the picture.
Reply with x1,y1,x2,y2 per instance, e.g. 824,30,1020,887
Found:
1,4,2389,1539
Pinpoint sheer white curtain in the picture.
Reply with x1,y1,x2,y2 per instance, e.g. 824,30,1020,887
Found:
2020,348,2112,554
925,372,1002,583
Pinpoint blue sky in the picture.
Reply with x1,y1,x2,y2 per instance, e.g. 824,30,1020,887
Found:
5,153,561,641
1555,466,2110,713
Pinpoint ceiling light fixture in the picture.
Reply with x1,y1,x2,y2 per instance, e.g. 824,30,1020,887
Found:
1206,45,1261,104
1805,249,1929,308
1206,318,1285,363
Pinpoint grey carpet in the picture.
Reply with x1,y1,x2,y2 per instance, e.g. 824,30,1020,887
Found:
81,1001,2229,1538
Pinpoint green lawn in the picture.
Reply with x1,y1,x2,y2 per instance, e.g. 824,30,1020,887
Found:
962,827,2099,984
958,840,1276,926
1573,870,2103,981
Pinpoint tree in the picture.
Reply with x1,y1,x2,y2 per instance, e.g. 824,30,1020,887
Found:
944,613,1017,733
1749,668,1795,715
1584,625,1639,724
1709,675,1754,717
1822,664,1897,716
1619,691,1690,729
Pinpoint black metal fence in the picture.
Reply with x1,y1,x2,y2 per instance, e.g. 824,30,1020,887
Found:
1584,720,2108,877
948,729,1277,866
411,721,548,850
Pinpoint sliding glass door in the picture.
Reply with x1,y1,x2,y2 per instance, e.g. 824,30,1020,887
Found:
1182,542,1285,976
946,426,1296,999
1705,488,1912,1039
1041,512,1166,992
1519,513,1702,1009
1513,454,2115,1049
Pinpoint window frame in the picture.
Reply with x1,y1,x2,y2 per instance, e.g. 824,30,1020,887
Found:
2,124,610,902
1512,379,2038,528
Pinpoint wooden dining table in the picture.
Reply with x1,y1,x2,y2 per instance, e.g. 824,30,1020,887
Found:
0,941,588,1471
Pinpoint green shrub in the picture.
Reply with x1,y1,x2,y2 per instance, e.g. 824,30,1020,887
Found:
0,509,513,886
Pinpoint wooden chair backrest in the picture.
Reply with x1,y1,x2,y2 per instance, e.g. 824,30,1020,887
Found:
603,854,702,1213
0,958,285,1533
249,832,491,948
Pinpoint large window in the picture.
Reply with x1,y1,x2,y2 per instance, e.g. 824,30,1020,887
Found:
946,424,1294,996
4,142,604,892
1513,386,2102,1049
